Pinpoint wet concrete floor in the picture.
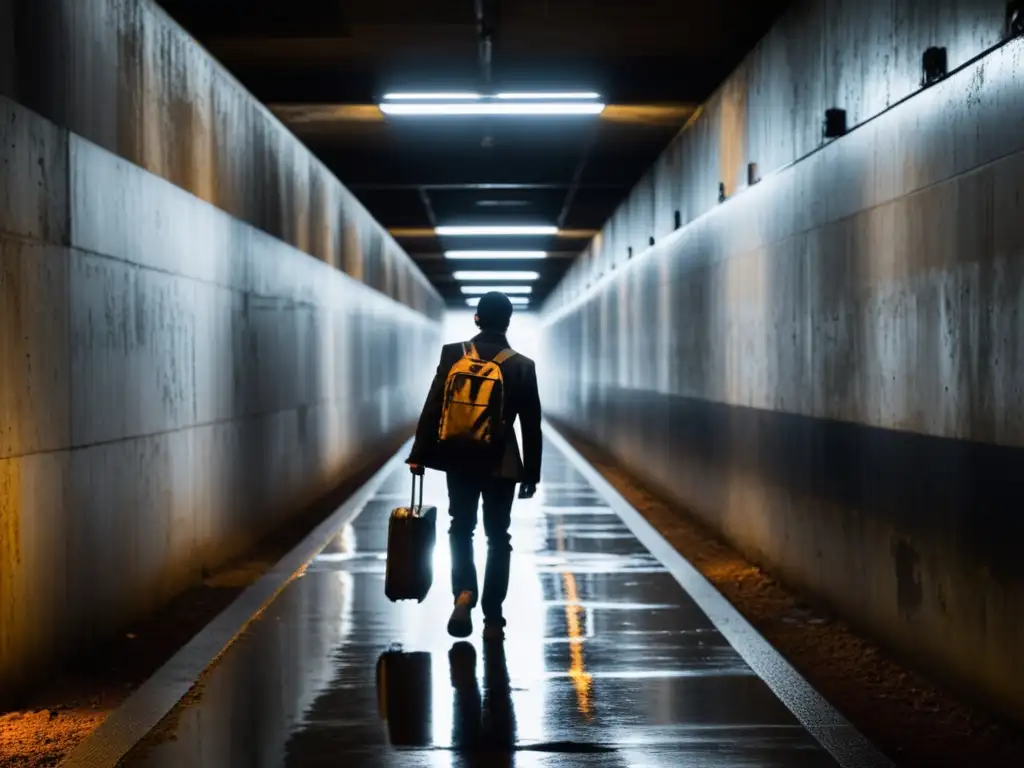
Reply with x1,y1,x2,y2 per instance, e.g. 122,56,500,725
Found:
123,441,841,767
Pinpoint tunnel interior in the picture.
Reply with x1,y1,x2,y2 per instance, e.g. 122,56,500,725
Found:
1,0,1024,765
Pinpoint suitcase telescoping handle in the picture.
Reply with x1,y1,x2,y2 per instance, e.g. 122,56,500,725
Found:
410,472,424,512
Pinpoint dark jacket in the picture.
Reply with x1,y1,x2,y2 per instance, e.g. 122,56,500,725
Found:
407,331,542,484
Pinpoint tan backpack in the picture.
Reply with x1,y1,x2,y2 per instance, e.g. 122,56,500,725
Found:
438,342,517,448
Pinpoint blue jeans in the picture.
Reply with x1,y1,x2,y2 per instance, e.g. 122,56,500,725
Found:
446,472,517,625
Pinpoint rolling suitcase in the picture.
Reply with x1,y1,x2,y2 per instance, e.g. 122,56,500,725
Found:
384,473,437,602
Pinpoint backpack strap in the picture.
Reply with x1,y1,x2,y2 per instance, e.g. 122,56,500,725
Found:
462,342,478,358
492,348,517,366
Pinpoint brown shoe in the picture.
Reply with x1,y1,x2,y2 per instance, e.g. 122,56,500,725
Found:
447,591,474,638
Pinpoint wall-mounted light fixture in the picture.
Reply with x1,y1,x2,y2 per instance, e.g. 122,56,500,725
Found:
922,47,948,85
823,108,847,139
1008,1,1024,38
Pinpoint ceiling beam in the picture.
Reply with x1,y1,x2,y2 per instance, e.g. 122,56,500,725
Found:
311,151,660,189
407,253,585,266
270,103,696,127
219,56,731,104
196,15,782,62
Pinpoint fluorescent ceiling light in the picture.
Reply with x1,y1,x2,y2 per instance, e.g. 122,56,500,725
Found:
466,296,530,307
379,102,605,116
445,250,547,259
436,225,557,236
460,285,533,295
453,271,540,281
383,92,481,100
496,91,601,100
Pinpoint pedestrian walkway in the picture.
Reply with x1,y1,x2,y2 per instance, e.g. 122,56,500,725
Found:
117,436,885,767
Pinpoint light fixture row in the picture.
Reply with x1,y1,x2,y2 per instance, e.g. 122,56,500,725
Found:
436,225,557,236
465,296,530,307
383,92,601,101
379,91,605,117
453,271,539,281
445,250,547,260
381,102,604,116
460,285,533,295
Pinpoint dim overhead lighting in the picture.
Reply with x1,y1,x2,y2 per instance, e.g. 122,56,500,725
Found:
436,225,557,236
460,285,533,295
445,250,547,259
466,296,530,307
453,271,540,281
383,92,481,100
495,91,601,100
379,102,605,116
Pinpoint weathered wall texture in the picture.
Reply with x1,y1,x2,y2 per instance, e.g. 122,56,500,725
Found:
0,95,439,701
0,0,443,320
0,0,443,701
541,0,1024,723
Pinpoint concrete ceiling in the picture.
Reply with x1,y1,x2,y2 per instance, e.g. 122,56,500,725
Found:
159,0,790,308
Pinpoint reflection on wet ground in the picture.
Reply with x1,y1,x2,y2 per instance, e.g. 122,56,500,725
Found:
124,442,840,767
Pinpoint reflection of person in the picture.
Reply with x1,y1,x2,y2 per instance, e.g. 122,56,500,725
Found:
449,641,516,759
407,292,543,641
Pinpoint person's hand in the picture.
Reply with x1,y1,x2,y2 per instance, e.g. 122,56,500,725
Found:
518,483,537,499
408,463,424,476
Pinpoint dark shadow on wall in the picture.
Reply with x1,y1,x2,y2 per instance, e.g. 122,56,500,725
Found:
0,1,16,97
556,394,1024,583
3,0,70,126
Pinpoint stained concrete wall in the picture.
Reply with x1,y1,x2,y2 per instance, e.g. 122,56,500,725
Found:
0,0,442,702
0,95,439,701
541,0,1024,722
0,0,443,320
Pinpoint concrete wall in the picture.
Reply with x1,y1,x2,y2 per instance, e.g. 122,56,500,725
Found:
0,0,442,702
541,0,1024,723
0,0,443,320
0,95,439,701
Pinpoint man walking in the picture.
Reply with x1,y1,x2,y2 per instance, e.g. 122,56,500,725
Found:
407,291,542,642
